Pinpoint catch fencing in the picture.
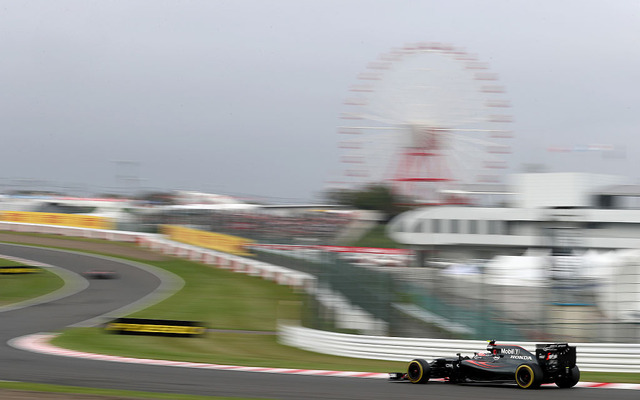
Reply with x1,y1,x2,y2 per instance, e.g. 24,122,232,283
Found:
254,246,640,344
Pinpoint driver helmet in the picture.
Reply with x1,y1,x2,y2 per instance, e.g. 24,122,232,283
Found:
487,340,497,354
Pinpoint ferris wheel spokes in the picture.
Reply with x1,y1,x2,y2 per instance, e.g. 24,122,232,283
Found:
334,41,514,204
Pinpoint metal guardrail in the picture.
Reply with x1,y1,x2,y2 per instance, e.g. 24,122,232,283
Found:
279,324,640,373
2,221,638,373
0,221,145,242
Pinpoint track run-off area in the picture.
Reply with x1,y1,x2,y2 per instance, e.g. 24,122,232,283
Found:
1,242,639,400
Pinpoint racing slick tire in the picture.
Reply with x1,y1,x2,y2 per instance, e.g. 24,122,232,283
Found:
554,365,580,388
407,359,430,384
515,363,543,389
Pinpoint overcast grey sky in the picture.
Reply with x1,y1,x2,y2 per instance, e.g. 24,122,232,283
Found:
1,1,639,202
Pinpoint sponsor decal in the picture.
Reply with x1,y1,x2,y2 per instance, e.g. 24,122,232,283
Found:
500,347,520,355
161,225,253,256
0,265,41,274
465,360,501,369
105,318,207,337
510,355,533,360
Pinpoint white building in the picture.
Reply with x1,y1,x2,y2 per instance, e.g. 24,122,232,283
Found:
387,172,640,263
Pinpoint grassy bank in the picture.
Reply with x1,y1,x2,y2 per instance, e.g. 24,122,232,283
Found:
0,381,269,400
349,223,402,248
0,257,64,306
51,255,404,372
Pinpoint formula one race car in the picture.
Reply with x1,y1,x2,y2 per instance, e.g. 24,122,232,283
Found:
82,270,119,280
390,341,579,389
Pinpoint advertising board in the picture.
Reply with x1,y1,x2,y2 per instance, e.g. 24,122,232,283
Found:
0,211,114,230
0,265,41,274
161,225,253,256
105,318,207,337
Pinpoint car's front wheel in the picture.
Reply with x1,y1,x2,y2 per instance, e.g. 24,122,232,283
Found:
515,363,543,389
555,365,580,388
407,359,430,384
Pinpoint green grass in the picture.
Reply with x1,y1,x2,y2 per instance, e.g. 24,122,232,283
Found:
581,371,640,384
349,223,402,248
51,256,404,372
0,258,65,306
0,257,25,266
124,258,300,331
0,381,271,399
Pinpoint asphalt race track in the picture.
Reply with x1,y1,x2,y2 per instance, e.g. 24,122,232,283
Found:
0,243,638,400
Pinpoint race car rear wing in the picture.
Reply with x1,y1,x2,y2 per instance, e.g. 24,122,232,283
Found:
535,343,577,371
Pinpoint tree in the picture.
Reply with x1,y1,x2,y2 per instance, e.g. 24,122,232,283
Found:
134,191,177,205
324,184,410,221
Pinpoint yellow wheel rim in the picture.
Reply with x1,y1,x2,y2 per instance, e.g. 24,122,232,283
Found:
407,361,423,383
516,365,534,388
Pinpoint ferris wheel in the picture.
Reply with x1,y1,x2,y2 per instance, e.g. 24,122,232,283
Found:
333,42,514,204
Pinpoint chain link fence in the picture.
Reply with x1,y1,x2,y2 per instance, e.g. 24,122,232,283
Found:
253,247,640,343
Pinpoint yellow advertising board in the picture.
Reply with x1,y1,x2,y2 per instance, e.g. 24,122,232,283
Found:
161,225,253,256
0,211,114,230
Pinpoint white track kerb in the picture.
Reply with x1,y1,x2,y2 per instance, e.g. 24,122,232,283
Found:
2,221,640,389
9,333,388,379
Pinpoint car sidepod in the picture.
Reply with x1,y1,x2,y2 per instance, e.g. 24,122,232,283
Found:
459,357,516,382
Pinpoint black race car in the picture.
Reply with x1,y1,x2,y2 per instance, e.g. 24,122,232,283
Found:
83,270,119,279
390,341,579,389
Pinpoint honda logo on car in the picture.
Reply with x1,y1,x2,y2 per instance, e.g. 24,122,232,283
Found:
510,355,533,360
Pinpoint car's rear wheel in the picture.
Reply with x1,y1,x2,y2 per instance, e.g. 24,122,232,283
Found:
407,359,430,384
555,365,580,388
515,363,543,389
